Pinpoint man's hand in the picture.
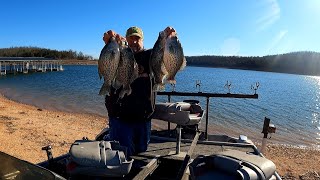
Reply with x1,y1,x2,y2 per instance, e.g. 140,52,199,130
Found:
115,34,126,45
164,26,177,37
103,30,127,45
103,30,117,44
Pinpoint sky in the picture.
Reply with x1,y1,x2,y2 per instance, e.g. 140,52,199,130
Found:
1,0,320,59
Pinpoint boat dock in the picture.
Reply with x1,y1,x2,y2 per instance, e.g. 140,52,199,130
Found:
0,57,63,75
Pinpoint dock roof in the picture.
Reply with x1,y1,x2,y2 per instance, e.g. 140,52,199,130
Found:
0,57,57,61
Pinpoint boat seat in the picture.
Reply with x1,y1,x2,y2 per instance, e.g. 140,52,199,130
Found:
153,102,204,126
189,150,276,180
67,140,133,177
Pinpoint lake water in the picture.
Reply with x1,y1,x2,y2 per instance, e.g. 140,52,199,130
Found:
0,65,319,148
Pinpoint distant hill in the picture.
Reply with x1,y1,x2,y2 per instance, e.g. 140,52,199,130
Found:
0,46,94,61
186,51,320,76
1,47,319,76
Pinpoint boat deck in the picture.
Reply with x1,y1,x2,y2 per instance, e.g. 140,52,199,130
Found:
41,130,260,180
126,130,259,180
134,136,257,161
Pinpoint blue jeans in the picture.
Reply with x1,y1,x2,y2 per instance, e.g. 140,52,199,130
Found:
108,117,151,157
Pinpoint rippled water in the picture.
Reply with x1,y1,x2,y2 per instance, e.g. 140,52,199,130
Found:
0,65,319,147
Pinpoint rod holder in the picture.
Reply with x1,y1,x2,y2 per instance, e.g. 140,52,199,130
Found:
42,145,54,166
176,125,182,154
261,117,276,154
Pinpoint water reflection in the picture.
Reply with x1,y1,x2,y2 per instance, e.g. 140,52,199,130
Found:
306,76,320,144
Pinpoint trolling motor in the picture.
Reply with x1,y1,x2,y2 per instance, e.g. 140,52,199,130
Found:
261,117,276,154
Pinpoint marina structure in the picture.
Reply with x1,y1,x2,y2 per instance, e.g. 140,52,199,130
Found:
0,57,63,75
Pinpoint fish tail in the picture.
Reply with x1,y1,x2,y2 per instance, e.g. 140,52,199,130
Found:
166,74,176,84
161,74,167,84
167,79,176,84
99,83,111,96
119,86,132,99
112,79,122,90
153,83,165,92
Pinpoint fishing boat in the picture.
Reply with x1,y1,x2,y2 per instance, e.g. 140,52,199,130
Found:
0,89,281,180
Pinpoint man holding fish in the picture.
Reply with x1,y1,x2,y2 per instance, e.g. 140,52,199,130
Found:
98,26,186,156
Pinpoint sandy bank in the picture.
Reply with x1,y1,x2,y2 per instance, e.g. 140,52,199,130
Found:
0,94,319,179
0,94,106,163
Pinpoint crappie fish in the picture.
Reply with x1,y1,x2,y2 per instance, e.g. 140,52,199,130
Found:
113,38,139,99
150,27,186,91
150,31,168,91
98,37,120,96
164,33,186,84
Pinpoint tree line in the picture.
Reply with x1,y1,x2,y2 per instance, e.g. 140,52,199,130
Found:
186,51,320,76
1,47,319,76
0,46,94,60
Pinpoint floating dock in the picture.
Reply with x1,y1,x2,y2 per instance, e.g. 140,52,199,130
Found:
0,57,63,75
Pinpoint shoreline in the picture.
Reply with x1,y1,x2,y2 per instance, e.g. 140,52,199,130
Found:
0,93,107,163
59,60,320,77
0,94,320,179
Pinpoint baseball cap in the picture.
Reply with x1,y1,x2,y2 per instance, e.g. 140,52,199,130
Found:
126,26,143,39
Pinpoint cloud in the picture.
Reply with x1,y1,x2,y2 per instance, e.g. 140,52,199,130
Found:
220,38,241,56
266,30,288,53
256,0,281,31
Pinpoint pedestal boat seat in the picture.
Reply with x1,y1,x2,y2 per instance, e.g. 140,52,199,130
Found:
153,101,205,154
66,140,133,177
153,101,204,126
